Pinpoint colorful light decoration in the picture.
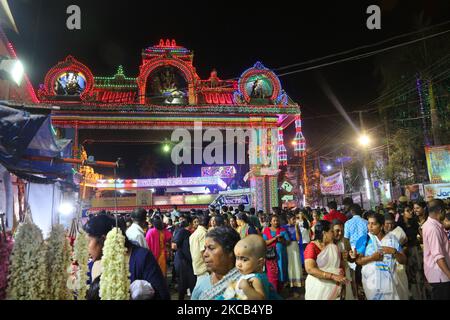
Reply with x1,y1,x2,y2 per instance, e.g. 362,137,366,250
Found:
96,176,228,190
94,65,137,88
202,92,235,104
201,166,237,178
137,56,198,104
238,61,282,103
293,114,306,153
46,103,300,114
37,41,308,218
277,127,287,166
39,55,95,101
0,28,39,103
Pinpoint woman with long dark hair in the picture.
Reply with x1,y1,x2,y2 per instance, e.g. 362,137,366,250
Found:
356,212,407,300
304,220,347,300
262,215,289,292
146,216,172,276
84,214,170,300
172,215,196,300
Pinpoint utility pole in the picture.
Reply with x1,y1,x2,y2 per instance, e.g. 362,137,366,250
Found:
302,150,308,207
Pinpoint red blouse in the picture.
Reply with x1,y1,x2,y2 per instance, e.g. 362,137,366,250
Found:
304,242,322,261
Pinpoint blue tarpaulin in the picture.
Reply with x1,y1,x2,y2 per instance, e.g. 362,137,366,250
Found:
0,103,73,182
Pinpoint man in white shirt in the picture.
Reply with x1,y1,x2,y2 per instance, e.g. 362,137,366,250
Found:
170,205,180,220
126,208,149,249
189,215,210,278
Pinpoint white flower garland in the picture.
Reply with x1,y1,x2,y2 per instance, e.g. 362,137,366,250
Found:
72,231,89,300
7,219,49,300
99,227,130,300
46,224,72,300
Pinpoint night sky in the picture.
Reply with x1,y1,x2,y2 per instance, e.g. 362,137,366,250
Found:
5,0,450,178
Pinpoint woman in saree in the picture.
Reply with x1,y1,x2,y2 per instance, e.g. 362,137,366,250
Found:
383,213,410,300
304,220,347,300
355,212,407,300
282,213,303,291
262,215,289,292
191,226,241,300
146,216,172,276
236,213,258,239
332,219,356,300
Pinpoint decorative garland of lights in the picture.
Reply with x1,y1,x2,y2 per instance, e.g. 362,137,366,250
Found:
52,115,278,123
144,39,191,54
94,65,137,89
277,127,288,166
39,55,95,100
293,114,306,153
52,121,280,130
270,176,279,207
47,104,300,114
238,61,282,102
96,176,227,189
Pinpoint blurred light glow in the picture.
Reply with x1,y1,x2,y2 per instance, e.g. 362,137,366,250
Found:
359,134,370,147
58,202,75,216
163,144,171,153
0,58,24,85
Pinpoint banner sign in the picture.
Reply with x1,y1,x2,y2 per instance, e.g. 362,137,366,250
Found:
201,166,236,178
424,183,450,201
223,194,250,205
425,145,450,183
405,184,425,201
320,171,345,195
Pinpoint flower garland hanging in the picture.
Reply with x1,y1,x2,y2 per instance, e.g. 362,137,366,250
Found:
99,227,130,300
46,224,73,300
0,234,13,300
7,219,49,300
71,231,89,300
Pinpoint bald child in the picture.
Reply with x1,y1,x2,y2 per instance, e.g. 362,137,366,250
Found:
232,234,269,300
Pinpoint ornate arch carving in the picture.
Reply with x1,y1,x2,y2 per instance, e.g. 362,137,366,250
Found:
137,57,198,104
38,55,95,100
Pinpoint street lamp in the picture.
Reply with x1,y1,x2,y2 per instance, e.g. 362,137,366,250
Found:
358,134,370,147
0,57,24,85
162,144,171,153
326,165,332,171
358,133,374,208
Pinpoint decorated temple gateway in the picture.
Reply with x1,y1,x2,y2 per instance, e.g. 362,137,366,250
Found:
37,39,306,213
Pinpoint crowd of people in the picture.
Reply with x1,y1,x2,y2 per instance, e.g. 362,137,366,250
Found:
82,197,450,300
